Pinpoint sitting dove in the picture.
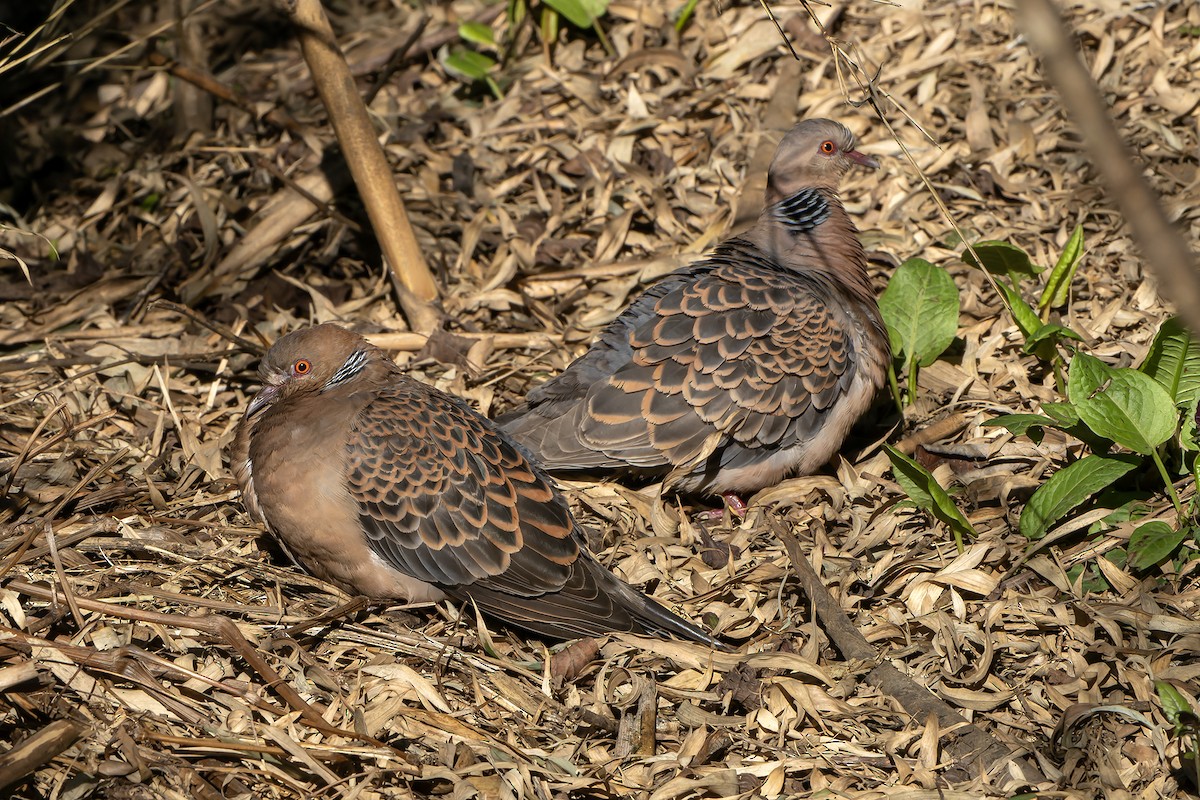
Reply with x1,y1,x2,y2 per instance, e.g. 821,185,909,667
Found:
500,119,889,510
232,323,721,647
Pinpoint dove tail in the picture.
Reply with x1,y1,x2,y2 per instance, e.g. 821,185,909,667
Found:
596,566,727,650
624,589,730,650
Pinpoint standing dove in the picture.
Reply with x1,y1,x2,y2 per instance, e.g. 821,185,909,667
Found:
232,324,721,647
500,119,889,507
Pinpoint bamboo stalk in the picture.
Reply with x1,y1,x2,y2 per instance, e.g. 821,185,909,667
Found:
286,0,442,333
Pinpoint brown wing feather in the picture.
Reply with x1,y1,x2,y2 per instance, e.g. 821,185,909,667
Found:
348,381,576,593
346,379,721,645
574,249,860,467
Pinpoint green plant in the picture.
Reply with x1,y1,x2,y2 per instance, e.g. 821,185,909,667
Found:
884,445,976,552
878,257,960,408
1157,681,1200,789
882,226,1199,571
442,0,614,97
442,22,504,100
987,315,1200,570
963,225,1085,391
539,0,613,55
952,223,1197,574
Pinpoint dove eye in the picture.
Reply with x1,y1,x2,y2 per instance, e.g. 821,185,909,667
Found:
293,359,312,376
820,140,836,155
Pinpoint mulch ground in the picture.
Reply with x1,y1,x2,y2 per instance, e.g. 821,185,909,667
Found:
2,0,1199,797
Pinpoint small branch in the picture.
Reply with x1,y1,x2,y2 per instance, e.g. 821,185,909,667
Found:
285,0,441,333
771,519,1039,780
6,579,405,756
0,719,84,791
1014,0,1200,336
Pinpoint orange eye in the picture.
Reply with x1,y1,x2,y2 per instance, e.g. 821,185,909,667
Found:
820,140,836,154
293,359,312,376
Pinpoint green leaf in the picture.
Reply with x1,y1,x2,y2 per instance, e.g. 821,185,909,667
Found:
1019,453,1141,539
508,0,527,27
458,21,497,48
993,280,1042,339
442,48,497,81
982,413,1060,433
1128,520,1186,570
1038,224,1085,312
1068,352,1178,454
540,5,559,42
982,413,1061,437
1042,402,1081,427
884,445,976,548
1156,680,1193,734
674,0,699,31
1024,322,1083,353
1093,499,1152,530
878,258,960,369
1181,396,1199,452
1141,316,1200,407
962,240,1043,284
543,0,609,28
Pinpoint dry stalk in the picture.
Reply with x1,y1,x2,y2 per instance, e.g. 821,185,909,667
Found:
1014,0,1200,334
285,0,442,333
771,518,1037,780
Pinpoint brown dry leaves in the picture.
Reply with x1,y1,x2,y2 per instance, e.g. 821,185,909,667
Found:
1,0,1199,798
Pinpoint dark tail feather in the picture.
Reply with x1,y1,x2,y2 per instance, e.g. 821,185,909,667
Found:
617,583,729,650
453,567,728,650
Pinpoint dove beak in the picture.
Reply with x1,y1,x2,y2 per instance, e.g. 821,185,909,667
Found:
846,148,880,170
247,384,281,418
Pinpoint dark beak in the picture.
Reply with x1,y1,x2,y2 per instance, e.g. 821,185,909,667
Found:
846,148,880,170
246,384,281,418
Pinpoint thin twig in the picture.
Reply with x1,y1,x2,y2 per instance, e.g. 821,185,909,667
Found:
286,0,442,332
771,518,1038,779
1013,0,1200,335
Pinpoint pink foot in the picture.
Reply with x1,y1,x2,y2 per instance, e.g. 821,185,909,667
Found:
723,492,748,517
696,492,748,521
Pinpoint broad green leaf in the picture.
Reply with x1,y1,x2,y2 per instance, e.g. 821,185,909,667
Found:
543,0,609,28
1038,224,1084,312
1156,680,1193,734
1042,401,1081,427
982,413,1061,437
540,5,559,42
962,240,1043,284
443,48,497,81
1067,562,1112,594
1068,352,1178,454
1024,322,1083,352
1140,316,1200,407
884,445,976,548
1094,500,1151,528
878,258,960,368
994,280,1041,339
982,413,1060,433
1127,520,1186,570
458,21,497,48
1019,453,1140,539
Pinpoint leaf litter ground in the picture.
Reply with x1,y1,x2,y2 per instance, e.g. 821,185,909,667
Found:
1,0,1199,797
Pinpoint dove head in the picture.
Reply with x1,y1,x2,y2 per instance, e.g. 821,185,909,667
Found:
765,119,878,203
246,324,379,417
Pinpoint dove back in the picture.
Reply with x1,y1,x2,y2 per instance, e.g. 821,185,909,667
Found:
500,119,889,498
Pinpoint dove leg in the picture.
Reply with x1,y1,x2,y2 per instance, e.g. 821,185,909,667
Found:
695,492,749,522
